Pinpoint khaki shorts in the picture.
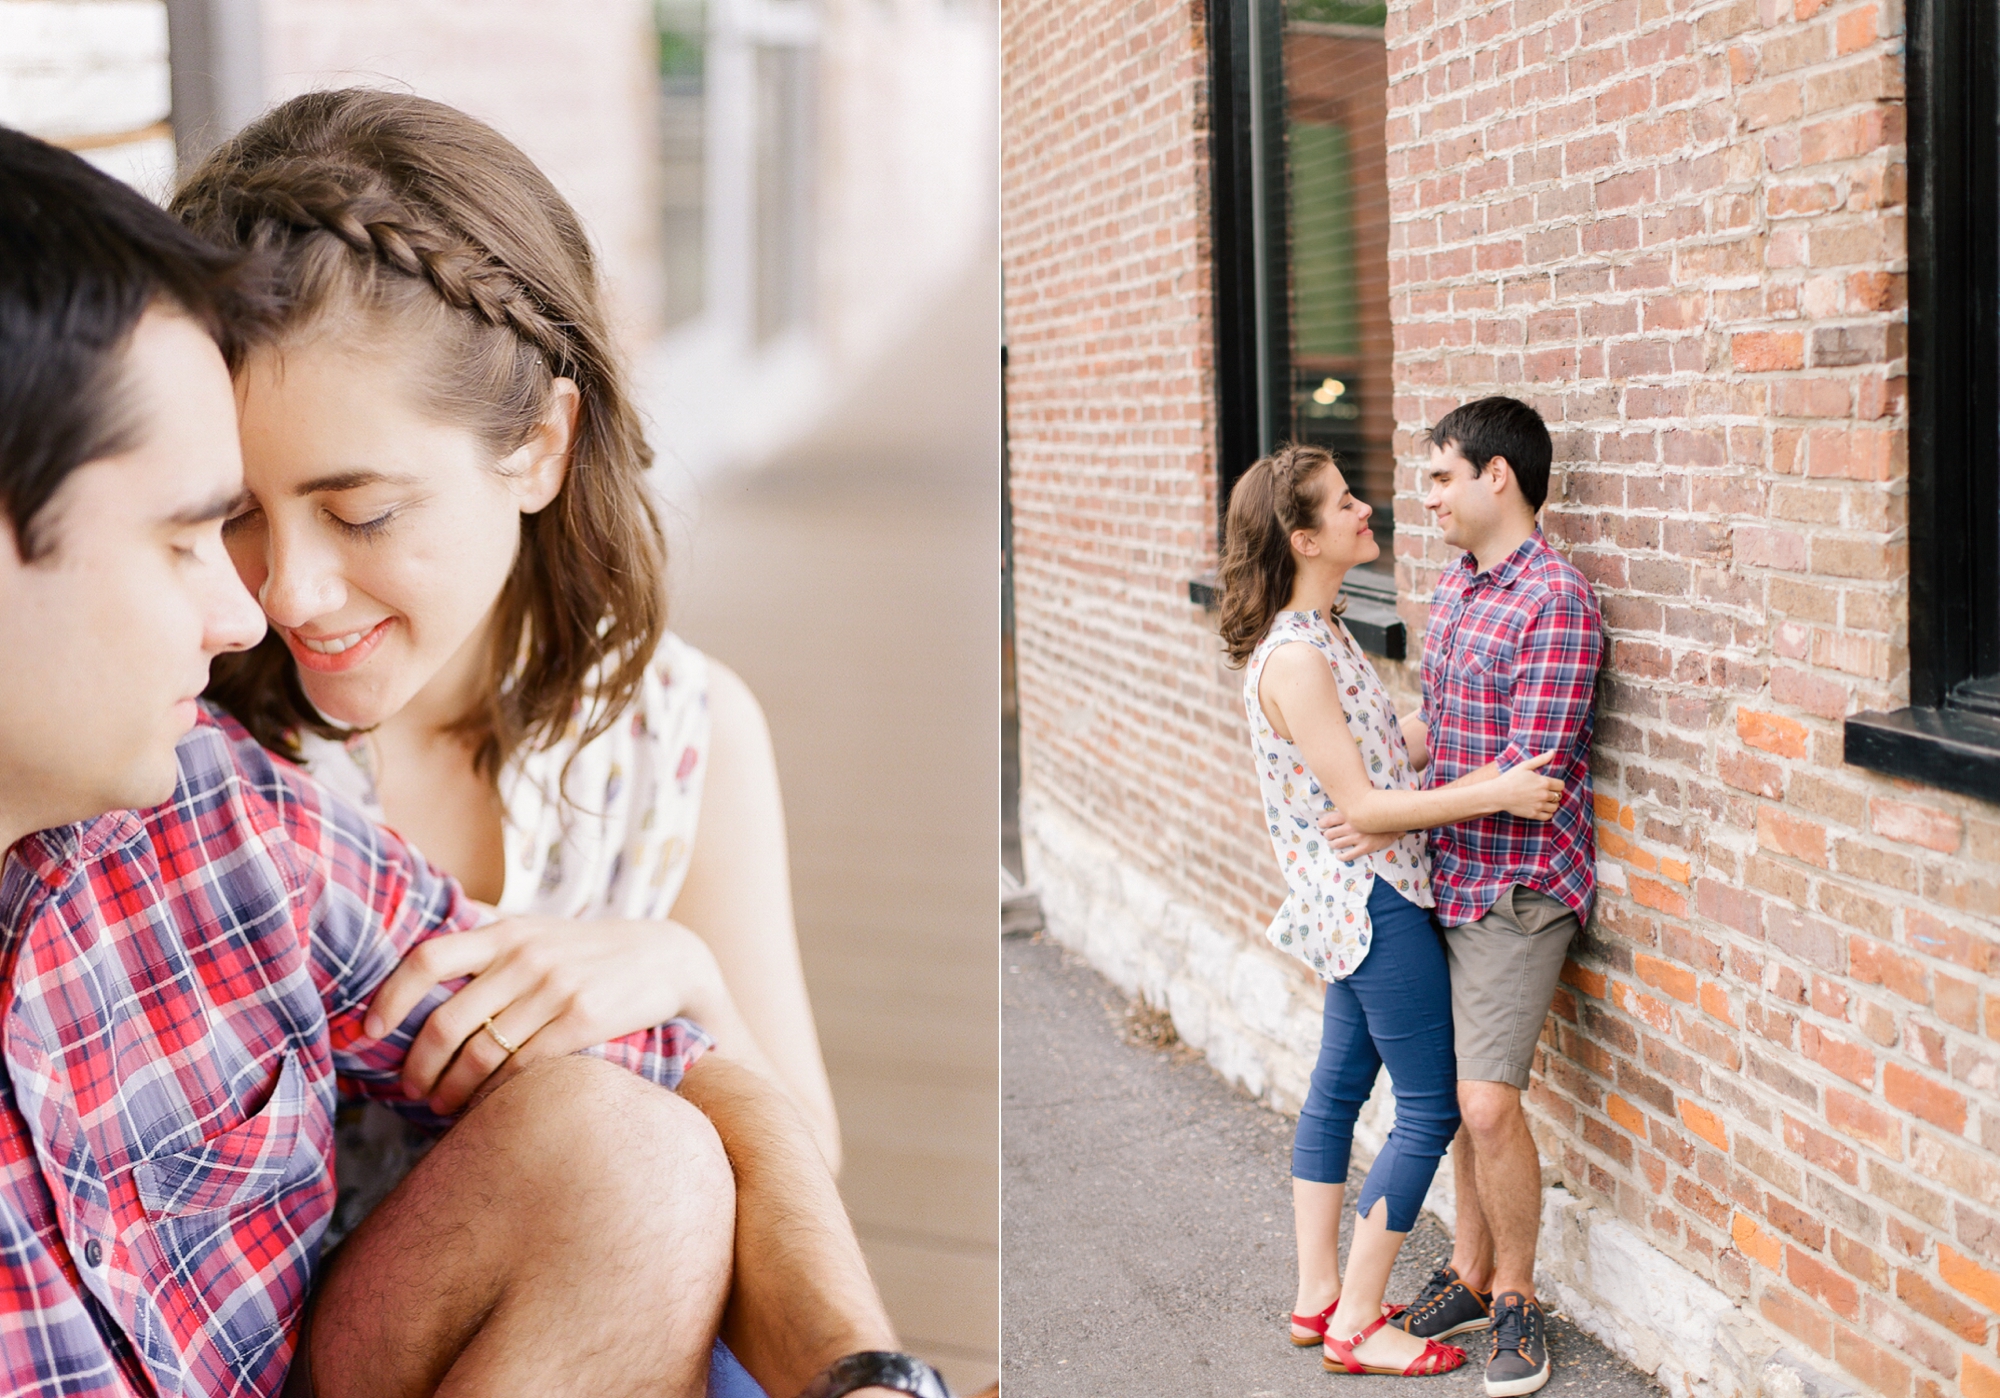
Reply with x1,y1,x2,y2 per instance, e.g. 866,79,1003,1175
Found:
1443,884,1580,1090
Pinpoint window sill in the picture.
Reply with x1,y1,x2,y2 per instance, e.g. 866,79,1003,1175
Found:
1188,571,1407,661
1844,706,2000,805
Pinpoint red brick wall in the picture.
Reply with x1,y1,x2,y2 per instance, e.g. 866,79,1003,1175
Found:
1002,0,1286,934
1383,1,2000,1394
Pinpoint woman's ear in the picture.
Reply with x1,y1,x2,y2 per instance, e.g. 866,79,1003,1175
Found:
510,377,581,515
1290,527,1321,558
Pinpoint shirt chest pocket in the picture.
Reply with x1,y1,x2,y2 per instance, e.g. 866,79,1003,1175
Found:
132,1049,324,1369
133,1050,316,1220
1455,638,1515,689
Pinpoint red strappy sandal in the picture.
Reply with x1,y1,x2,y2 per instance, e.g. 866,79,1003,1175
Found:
1321,1315,1466,1376
1288,1300,1410,1346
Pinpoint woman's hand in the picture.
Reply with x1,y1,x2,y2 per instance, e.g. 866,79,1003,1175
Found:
1318,811,1402,861
364,911,730,1115
1489,750,1563,820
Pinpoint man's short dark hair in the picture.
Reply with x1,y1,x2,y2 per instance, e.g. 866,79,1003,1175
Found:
0,127,256,560
1422,396,1554,512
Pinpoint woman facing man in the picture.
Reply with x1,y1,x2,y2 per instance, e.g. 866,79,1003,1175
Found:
1220,418,1596,1393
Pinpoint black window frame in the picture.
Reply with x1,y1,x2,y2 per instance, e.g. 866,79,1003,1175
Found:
1195,0,1406,659
1843,0,2000,803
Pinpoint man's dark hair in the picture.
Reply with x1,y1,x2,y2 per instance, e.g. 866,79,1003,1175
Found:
0,127,256,559
1422,396,1554,512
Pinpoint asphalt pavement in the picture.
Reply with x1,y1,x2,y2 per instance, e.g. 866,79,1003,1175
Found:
1001,932,1664,1398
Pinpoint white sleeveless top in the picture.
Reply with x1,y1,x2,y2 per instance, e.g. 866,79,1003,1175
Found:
297,630,712,921
298,631,712,1245
1243,609,1433,982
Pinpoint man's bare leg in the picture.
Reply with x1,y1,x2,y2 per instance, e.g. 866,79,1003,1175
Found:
1446,1126,1495,1290
1457,1081,1542,1300
676,1054,902,1398
308,1054,734,1398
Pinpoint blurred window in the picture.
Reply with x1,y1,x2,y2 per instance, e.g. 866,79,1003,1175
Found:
656,0,707,328
754,40,815,341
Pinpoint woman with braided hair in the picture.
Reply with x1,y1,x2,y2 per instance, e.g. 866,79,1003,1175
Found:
1219,443,1562,1379
176,89,933,1398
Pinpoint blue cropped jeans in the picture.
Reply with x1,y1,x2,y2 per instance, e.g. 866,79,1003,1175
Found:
1291,878,1461,1232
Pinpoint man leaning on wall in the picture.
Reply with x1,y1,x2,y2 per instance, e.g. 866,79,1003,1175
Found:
1325,397,1603,1398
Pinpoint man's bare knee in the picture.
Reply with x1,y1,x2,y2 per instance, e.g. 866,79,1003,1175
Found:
457,1056,735,1237
309,1057,735,1398
1457,1080,1522,1141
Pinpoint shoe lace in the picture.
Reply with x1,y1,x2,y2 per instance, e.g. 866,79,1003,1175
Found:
1409,1266,1456,1319
1491,1295,1529,1356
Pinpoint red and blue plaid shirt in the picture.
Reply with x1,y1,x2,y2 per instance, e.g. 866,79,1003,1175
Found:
0,708,708,1398
1420,531,1603,927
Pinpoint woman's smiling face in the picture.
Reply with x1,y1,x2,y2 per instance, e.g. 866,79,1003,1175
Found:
228,334,568,730
1300,462,1379,570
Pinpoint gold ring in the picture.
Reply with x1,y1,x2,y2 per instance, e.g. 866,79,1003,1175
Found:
480,1016,519,1056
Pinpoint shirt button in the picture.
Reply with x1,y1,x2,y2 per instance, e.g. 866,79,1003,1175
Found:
83,1239,102,1268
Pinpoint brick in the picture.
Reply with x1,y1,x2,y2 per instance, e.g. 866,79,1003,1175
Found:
1939,1244,2000,1311
1560,960,1607,1000
1827,1087,1901,1156
1832,1326,1912,1398
1871,798,1964,853
1966,1356,2000,1398
1786,1113,1859,1183
1851,936,1929,1004
1830,1231,1887,1289
1897,1266,1990,1342
1905,909,1989,973
1935,974,1979,1032
1738,707,1809,756
1679,1098,1730,1151
1596,1081,1645,1129
1872,1163,1947,1226
1790,1246,1861,1319
1733,1211,1784,1270
1758,806,1830,866
1634,953,1698,1003
1768,906,1847,972
1767,1196,1826,1254
1884,1063,1967,1133
1763,1285,1833,1355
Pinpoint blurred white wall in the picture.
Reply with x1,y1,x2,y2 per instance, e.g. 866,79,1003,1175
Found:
644,0,998,482
0,0,177,195
261,0,669,348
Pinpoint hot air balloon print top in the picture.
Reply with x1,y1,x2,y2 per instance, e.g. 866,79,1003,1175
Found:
1243,608,1433,982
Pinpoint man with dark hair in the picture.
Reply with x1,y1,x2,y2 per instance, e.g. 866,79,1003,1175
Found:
0,130,943,1398
1324,395,1601,1396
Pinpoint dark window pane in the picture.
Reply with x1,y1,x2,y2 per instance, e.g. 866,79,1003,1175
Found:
1282,9,1393,574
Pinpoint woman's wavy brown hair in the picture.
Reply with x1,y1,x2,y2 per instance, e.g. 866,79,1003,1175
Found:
1217,443,1341,668
175,88,666,781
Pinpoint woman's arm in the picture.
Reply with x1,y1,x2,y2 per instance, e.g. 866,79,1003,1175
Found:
664,660,842,1170
359,664,840,1165
1401,713,1429,771
1260,644,1559,835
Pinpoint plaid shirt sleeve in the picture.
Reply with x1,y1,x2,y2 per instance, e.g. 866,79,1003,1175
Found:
245,730,710,1127
1493,590,1601,774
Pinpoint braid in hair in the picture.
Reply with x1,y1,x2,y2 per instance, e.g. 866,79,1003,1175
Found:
179,89,667,786
1216,443,1339,667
